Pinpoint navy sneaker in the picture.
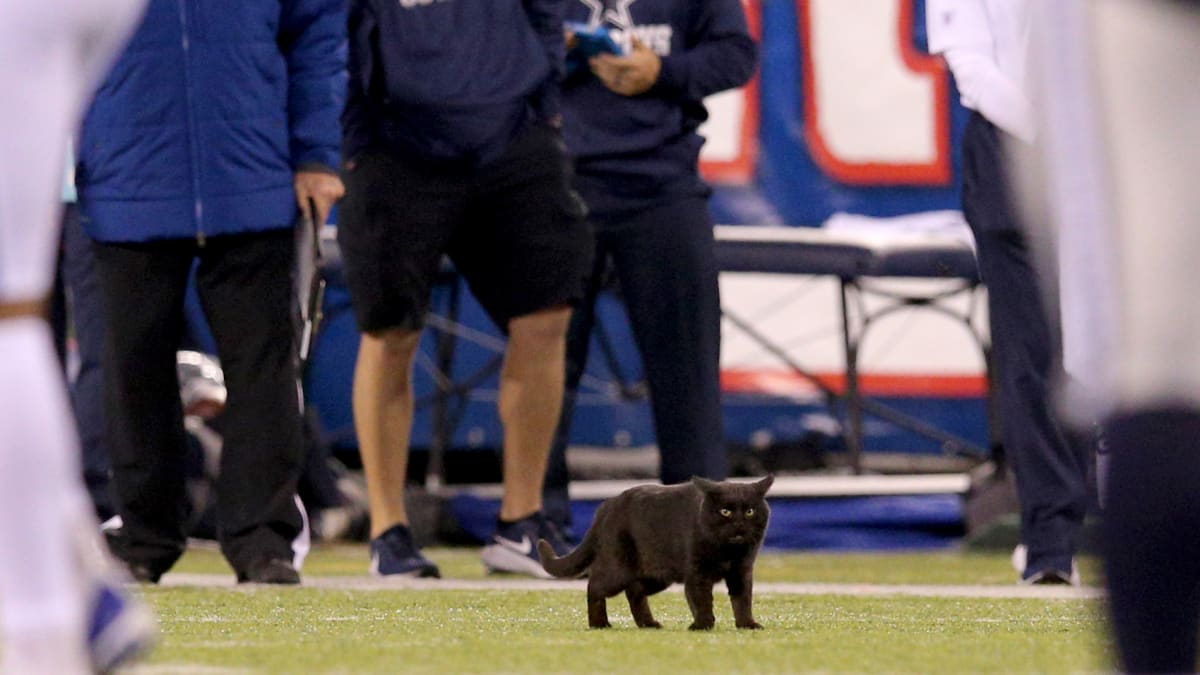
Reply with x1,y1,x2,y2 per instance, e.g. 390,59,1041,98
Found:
369,525,440,578
88,580,157,674
542,492,578,545
481,512,570,579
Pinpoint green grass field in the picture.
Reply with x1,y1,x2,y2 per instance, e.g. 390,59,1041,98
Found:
126,545,1113,674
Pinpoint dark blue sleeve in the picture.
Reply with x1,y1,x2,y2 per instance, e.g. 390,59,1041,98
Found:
523,0,567,124
655,0,757,101
343,0,378,163
279,0,348,171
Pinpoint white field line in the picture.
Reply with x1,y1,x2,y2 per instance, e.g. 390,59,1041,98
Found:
445,474,971,500
126,666,253,674
160,573,1103,600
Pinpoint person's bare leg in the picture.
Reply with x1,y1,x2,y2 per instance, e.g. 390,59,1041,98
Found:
353,328,422,538
497,305,572,521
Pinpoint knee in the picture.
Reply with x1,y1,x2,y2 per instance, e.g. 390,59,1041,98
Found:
508,305,572,349
360,328,422,370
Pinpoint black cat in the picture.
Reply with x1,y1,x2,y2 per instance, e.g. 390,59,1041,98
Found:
538,476,773,630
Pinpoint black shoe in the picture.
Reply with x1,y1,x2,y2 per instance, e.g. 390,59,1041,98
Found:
126,563,163,584
102,525,166,584
237,558,301,585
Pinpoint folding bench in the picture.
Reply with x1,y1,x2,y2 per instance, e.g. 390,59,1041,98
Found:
714,224,991,474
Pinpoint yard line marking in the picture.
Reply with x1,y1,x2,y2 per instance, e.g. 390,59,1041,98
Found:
126,665,252,674
159,574,1102,600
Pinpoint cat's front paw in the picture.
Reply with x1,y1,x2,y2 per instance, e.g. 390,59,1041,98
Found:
736,621,764,630
589,620,612,629
687,621,715,631
638,620,662,629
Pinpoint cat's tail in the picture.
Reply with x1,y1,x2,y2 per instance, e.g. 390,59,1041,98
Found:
537,528,597,579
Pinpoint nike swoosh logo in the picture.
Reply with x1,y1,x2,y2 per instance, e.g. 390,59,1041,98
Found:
495,535,533,555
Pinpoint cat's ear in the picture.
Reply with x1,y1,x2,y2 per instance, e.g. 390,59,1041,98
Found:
753,475,775,496
691,476,722,495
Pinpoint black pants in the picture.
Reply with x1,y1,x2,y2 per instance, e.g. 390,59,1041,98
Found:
962,112,1089,576
94,229,304,575
544,193,728,526
51,204,115,520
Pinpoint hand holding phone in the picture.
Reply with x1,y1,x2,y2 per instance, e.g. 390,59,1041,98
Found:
565,22,622,75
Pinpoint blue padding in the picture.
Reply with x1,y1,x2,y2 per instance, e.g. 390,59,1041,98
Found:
449,493,964,552
762,494,964,551
764,527,960,551
722,393,989,455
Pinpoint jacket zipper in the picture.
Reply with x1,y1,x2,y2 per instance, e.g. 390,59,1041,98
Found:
178,0,206,247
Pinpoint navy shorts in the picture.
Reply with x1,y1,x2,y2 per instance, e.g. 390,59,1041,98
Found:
338,124,593,333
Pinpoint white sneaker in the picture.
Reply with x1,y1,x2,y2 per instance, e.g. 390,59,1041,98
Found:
87,579,158,673
1012,544,1081,586
1011,544,1028,575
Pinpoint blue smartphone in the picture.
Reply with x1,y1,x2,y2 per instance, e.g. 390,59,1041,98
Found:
566,22,623,74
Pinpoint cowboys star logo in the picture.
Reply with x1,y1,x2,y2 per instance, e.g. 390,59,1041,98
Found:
579,0,637,30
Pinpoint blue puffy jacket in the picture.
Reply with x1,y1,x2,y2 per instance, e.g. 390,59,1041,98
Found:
78,0,347,244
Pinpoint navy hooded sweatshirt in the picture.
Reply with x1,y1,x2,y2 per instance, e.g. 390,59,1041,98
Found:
344,0,566,167
562,0,757,210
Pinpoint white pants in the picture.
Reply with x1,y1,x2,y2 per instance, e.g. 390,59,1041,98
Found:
0,0,144,667
1090,0,1200,412
1030,0,1200,418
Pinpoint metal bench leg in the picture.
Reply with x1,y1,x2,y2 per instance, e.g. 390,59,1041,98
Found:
840,278,864,474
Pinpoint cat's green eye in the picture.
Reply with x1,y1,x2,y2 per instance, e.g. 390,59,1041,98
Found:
745,508,755,517
719,508,732,517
